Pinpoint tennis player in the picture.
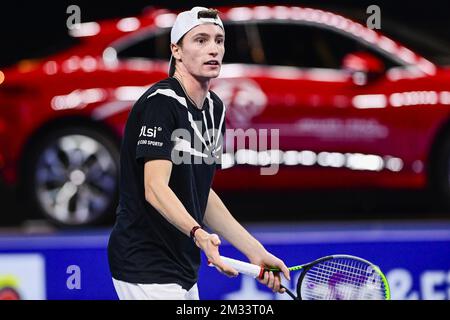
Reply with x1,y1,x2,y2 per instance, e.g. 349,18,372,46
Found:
107,6,290,300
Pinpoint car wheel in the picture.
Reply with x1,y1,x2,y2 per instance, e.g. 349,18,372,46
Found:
26,126,119,227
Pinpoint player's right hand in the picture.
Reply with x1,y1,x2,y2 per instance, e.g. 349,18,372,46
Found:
194,230,239,278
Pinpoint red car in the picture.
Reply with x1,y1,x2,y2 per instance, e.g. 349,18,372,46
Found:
1,5,450,226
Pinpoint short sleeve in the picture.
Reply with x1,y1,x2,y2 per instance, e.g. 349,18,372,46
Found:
135,94,177,163
215,106,227,170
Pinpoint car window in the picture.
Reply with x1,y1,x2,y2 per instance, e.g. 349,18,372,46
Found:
222,23,255,64
256,22,400,69
116,24,255,64
116,29,171,60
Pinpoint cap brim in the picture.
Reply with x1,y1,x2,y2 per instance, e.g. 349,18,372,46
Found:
168,55,176,76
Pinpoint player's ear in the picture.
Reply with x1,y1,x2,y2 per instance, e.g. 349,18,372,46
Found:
171,43,182,61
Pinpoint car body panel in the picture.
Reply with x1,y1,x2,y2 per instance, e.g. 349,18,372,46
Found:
1,5,450,195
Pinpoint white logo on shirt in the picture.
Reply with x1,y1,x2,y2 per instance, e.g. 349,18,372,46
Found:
139,126,162,138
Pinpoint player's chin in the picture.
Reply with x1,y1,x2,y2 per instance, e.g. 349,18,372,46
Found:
201,67,221,78
205,72,221,79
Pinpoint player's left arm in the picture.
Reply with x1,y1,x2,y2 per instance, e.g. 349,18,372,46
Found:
203,188,290,292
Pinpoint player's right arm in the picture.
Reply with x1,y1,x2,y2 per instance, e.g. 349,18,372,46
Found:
143,158,237,278
138,94,236,277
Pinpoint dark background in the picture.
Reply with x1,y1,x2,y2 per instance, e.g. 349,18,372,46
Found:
0,1,449,225
0,0,449,68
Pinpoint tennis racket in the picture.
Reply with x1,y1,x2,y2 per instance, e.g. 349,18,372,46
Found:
209,254,390,300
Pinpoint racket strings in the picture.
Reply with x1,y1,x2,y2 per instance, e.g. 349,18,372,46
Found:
310,262,382,287
300,259,386,300
313,260,382,285
304,264,383,300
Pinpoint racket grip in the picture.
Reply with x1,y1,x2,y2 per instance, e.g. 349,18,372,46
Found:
209,256,264,279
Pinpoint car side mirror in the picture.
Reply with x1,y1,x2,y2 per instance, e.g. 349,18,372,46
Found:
342,52,385,85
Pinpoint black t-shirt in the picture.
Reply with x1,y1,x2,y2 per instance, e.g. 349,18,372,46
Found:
107,77,226,290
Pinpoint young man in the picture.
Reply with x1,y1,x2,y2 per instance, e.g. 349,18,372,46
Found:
107,6,290,300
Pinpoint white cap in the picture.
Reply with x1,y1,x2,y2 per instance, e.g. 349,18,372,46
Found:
168,7,224,76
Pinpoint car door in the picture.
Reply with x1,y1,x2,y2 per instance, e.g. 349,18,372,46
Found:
213,19,405,190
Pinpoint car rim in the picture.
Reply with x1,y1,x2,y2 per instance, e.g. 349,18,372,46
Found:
34,134,117,225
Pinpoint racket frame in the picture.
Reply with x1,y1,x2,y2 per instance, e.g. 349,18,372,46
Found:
292,254,391,300
213,254,391,300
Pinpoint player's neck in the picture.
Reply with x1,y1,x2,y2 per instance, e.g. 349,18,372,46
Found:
173,71,210,110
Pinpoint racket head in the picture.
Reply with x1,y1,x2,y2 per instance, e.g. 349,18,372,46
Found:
297,255,390,300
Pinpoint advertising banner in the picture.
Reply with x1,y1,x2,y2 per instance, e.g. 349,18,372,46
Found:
0,222,449,300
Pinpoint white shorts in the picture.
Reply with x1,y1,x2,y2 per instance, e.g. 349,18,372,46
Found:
112,278,200,300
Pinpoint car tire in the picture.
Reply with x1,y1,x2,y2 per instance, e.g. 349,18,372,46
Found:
24,126,119,227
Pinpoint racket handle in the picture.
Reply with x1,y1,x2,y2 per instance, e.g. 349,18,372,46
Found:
208,256,264,279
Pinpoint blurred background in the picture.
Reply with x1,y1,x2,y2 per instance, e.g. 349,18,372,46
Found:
0,0,450,300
